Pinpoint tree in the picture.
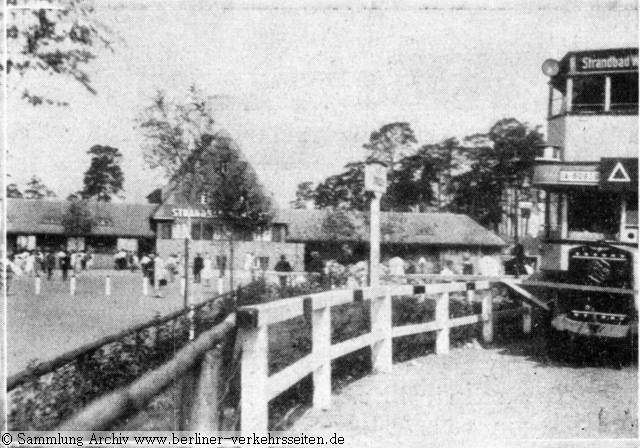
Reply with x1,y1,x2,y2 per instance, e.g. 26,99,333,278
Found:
364,122,417,166
177,132,274,289
314,162,367,211
451,118,544,231
81,145,124,201
5,0,114,105
137,85,216,179
23,175,56,199
321,209,357,242
6,183,23,199
61,199,93,236
291,181,315,209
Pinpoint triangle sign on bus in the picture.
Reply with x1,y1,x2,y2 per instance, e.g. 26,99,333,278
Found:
607,162,631,182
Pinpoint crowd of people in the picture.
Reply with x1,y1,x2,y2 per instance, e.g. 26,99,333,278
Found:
8,248,94,281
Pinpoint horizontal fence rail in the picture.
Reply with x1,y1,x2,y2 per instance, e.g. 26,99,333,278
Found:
8,290,235,391
236,280,533,433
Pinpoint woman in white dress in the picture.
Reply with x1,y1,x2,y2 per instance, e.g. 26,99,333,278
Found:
202,254,214,287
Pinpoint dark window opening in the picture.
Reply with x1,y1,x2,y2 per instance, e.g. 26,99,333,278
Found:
568,190,619,235
572,76,605,113
610,73,639,113
158,222,172,239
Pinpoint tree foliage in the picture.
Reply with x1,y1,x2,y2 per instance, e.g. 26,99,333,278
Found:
304,118,543,231
7,183,23,199
321,210,357,242
61,199,93,236
178,133,274,234
364,122,417,166
291,181,315,209
81,145,124,202
137,85,216,179
23,175,57,199
5,0,114,105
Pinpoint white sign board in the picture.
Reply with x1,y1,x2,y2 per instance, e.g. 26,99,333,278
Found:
559,170,599,183
365,162,388,193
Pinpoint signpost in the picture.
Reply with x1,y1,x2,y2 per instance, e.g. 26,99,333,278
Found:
365,161,388,287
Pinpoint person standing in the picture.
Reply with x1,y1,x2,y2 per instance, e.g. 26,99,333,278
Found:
462,253,474,275
45,251,56,280
193,253,204,284
202,254,214,287
153,254,166,297
24,251,35,277
274,255,293,289
61,250,71,281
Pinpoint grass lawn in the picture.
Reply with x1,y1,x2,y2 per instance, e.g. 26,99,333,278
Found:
7,270,220,375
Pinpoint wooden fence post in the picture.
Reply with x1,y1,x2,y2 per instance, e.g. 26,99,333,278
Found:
522,302,533,335
435,291,450,355
35,276,41,295
312,302,331,409
239,321,268,433
371,288,392,373
482,291,494,343
105,275,111,296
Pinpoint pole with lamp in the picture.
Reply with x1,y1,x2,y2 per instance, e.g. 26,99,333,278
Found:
365,160,388,286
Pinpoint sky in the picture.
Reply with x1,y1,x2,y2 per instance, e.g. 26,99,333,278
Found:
7,0,638,207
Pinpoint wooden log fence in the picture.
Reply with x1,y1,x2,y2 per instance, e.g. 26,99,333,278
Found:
236,279,533,433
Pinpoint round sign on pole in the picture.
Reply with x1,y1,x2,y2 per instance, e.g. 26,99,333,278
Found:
365,161,388,194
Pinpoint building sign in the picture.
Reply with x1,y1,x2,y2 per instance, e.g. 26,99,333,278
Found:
600,158,638,192
559,170,599,183
571,48,638,74
365,162,388,193
172,208,215,218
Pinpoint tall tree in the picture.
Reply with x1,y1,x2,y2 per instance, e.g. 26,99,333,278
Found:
5,0,114,105
451,118,544,231
314,162,367,211
61,199,93,236
23,175,56,199
291,181,315,209
137,85,216,179
178,132,274,289
364,122,417,166
81,145,124,202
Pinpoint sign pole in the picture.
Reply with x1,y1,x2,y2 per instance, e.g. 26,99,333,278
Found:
364,160,387,287
370,191,381,287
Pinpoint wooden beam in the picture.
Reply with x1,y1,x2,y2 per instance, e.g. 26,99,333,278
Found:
501,281,551,312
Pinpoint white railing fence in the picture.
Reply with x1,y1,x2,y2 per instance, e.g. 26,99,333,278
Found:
236,280,532,433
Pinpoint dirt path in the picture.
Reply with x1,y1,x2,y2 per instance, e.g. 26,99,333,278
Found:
293,338,637,447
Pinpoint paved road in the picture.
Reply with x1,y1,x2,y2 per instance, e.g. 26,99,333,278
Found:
293,337,637,447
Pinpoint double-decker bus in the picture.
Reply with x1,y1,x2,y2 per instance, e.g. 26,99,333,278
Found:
532,48,638,346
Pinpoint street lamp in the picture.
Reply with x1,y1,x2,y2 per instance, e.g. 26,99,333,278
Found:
365,160,388,286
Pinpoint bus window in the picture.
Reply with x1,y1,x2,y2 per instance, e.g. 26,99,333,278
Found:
567,190,619,236
546,192,561,236
610,73,639,113
571,76,605,113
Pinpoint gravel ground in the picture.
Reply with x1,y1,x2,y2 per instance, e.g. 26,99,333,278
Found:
7,271,219,375
293,336,638,448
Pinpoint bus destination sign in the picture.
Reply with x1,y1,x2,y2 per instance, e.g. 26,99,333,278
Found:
571,48,638,73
